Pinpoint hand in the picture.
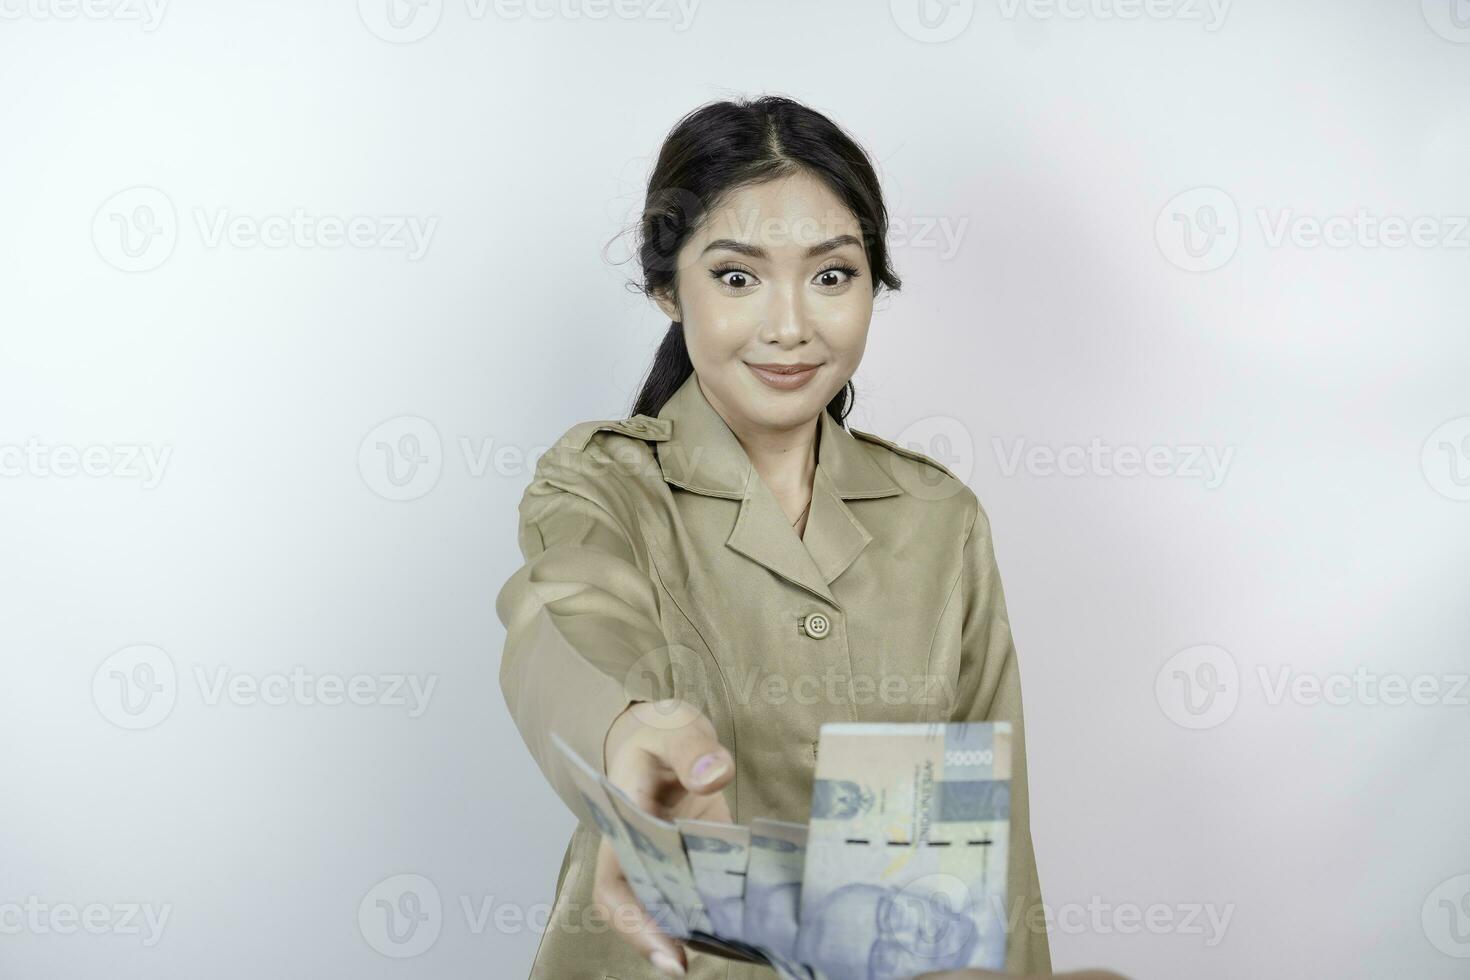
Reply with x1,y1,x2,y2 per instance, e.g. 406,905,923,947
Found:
594,699,735,978
917,971,1132,979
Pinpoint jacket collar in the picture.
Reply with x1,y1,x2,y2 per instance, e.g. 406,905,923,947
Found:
654,372,901,607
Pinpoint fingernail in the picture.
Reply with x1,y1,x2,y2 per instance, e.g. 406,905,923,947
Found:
650,950,686,977
691,752,728,786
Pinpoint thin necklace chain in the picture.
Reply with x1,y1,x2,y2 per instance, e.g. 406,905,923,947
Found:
791,498,811,526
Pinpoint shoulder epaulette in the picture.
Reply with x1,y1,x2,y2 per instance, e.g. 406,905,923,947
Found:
849,428,961,484
560,414,672,453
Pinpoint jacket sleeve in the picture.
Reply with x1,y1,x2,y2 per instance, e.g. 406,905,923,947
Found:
494,441,676,819
950,495,1052,975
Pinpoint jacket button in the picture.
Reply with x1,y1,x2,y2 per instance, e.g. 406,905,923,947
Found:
800,612,830,639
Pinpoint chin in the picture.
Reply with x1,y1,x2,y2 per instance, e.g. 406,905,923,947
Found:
751,398,825,429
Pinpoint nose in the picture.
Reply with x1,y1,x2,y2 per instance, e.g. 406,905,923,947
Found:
757,281,810,346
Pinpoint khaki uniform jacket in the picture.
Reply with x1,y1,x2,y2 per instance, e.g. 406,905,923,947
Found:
496,372,1050,979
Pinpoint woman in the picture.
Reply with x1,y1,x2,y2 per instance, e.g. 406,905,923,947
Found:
496,95,1049,979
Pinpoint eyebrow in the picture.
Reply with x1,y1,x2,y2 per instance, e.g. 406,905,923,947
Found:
700,234,863,260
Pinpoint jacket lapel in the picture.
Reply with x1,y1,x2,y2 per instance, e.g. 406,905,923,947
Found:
654,373,902,608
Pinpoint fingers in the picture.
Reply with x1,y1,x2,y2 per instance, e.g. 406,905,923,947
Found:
592,837,687,977
917,972,1131,980
666,725,733,795
618,700,735,798
685,783,734,824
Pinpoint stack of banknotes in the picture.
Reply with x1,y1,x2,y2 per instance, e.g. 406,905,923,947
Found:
552,721,1014,980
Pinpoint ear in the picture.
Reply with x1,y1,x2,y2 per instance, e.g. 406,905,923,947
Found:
651,286,681,323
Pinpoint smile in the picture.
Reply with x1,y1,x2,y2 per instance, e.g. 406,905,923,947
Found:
746,362,821,391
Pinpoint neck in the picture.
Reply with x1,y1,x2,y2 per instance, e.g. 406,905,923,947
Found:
697,377,820,500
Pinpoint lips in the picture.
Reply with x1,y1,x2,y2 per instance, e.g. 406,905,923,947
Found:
747,363,821,374
746,362,821,391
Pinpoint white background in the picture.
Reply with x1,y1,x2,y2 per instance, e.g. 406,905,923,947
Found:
2,1,1468,977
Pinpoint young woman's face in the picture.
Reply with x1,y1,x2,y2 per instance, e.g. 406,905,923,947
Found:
654,171,875,434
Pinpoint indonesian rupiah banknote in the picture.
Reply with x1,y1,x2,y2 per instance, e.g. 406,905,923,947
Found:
549,723,1011,980
797,722,1013,980
550,732,690,938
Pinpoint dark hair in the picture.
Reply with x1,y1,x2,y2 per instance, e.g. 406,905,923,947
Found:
625,95,902,424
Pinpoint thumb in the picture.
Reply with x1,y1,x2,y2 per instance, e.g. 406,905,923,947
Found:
662,723,733,795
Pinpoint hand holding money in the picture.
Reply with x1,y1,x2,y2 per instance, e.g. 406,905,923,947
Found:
558,719,1018,980
911,975,1128,980
918,972,1132,979
596,699,735,976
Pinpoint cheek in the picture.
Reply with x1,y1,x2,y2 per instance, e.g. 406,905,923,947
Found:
682,291,758,356
672,269,720,325
684,315,751,365
816,289,872,333
824,316,870,366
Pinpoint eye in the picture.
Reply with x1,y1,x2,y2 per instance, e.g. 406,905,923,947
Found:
813,261,862,289
708,260,863,293
709,264,758,292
